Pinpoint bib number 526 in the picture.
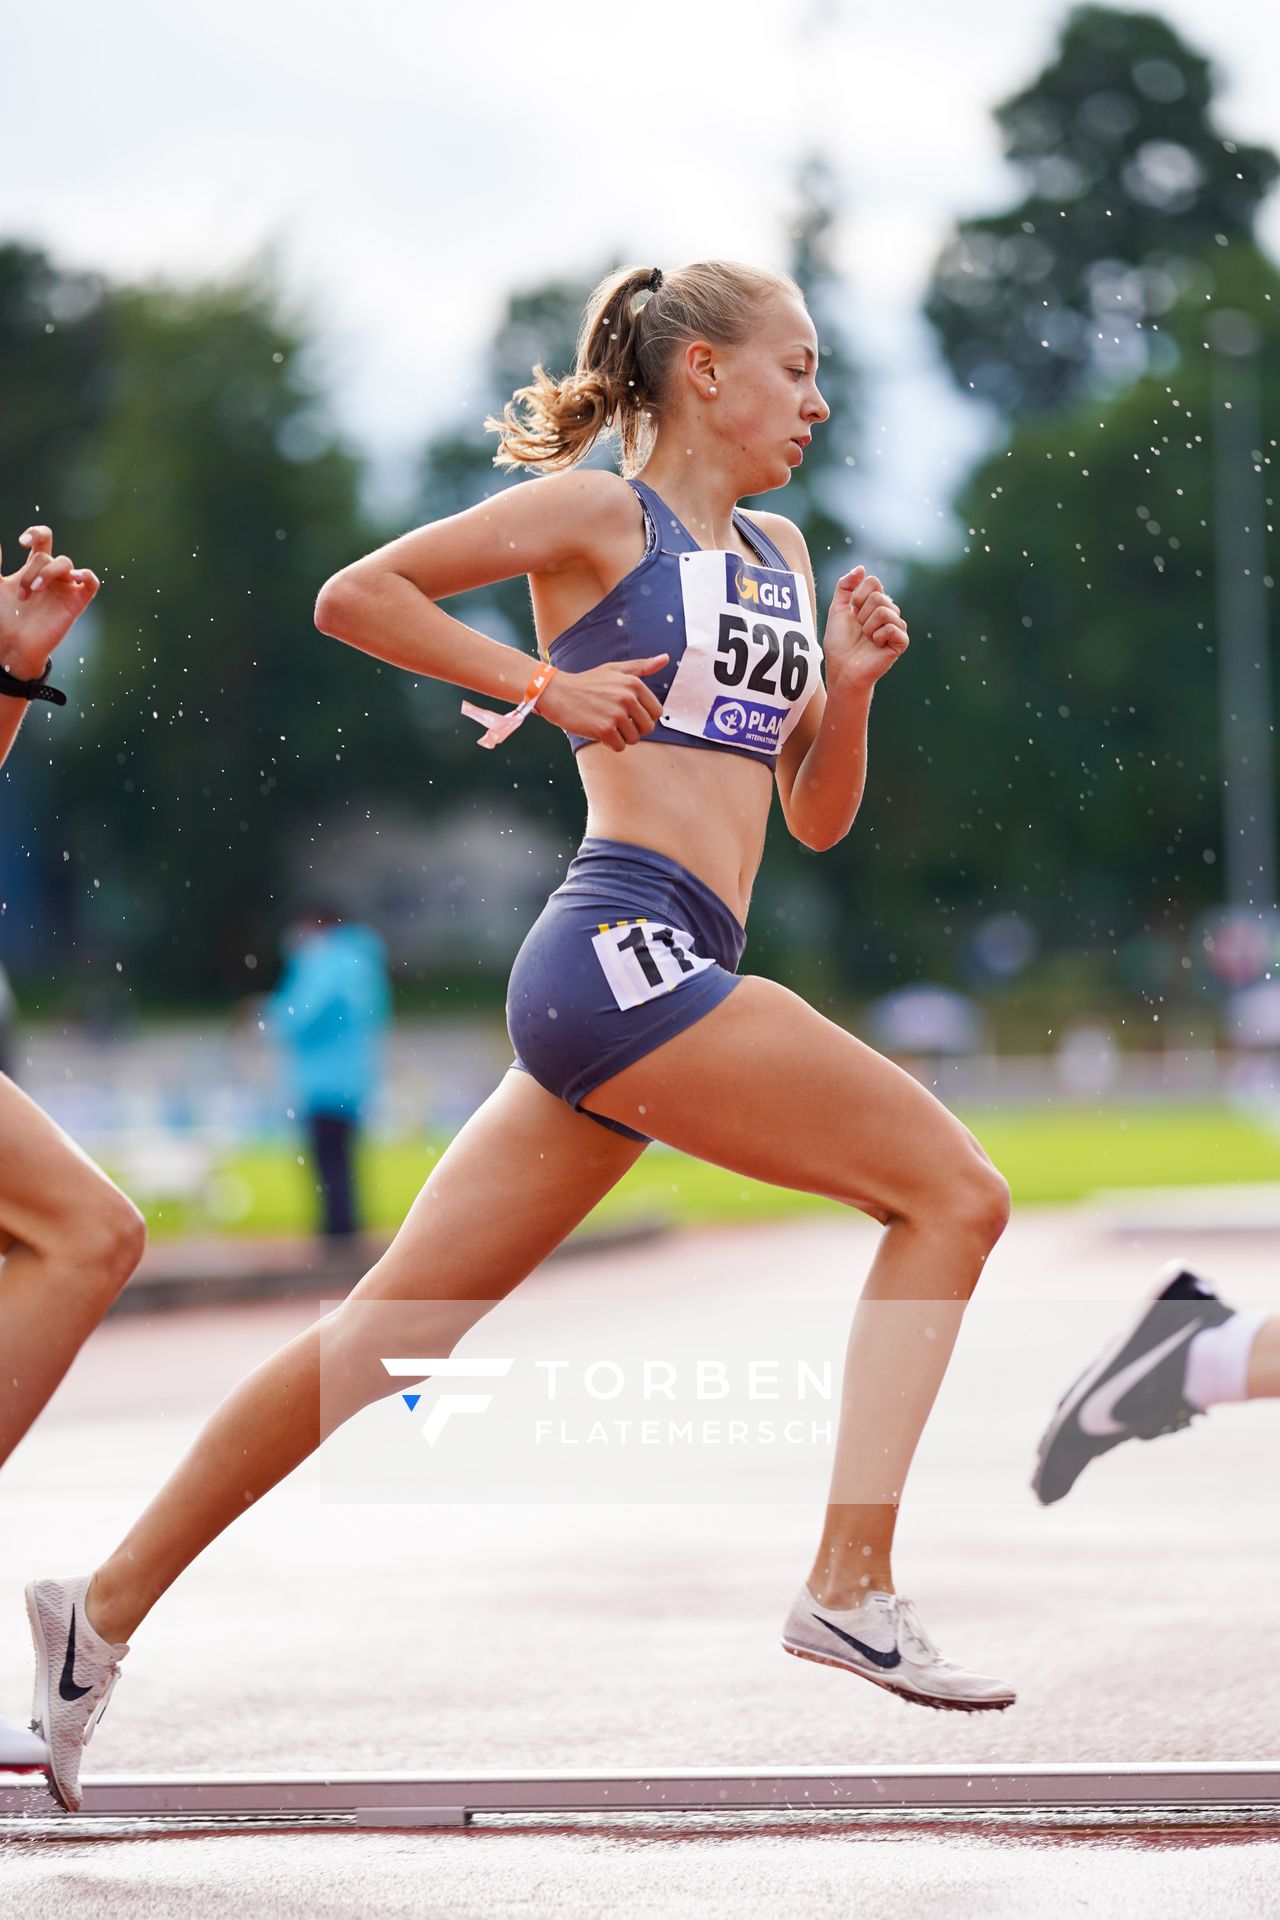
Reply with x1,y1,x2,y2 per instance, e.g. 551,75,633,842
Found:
714,612,810,702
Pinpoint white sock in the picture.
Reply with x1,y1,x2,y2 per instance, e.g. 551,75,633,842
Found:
1183,1310,1270,1411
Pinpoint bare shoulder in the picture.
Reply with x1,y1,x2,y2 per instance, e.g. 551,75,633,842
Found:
526,467,639,542
741,507,811,574
520,468,646,584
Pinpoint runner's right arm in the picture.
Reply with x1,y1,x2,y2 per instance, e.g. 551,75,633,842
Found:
313,472,667,753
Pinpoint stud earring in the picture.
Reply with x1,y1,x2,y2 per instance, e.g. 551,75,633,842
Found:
708,385,718,397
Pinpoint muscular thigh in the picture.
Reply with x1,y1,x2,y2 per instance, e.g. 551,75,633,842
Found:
0,1072,125,1254
348,1066,647,1312
580,975,995,1222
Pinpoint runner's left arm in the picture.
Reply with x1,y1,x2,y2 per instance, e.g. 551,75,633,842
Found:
763,518,907,852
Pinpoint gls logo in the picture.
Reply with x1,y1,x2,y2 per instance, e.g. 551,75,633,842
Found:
381,1356,514,1445
726,556,795,615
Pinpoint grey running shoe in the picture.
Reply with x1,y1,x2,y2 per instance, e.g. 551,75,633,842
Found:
26,1575,129,1812
782,1586,1016,1712
1032,1266,1235,1507
0,1710,49,1780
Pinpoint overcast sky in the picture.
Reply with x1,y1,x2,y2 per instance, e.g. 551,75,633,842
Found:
8,0,1279,563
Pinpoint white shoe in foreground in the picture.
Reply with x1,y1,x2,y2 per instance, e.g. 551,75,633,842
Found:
0,1710,49,1781
26,1575,130,1812
782,1586,1016,1713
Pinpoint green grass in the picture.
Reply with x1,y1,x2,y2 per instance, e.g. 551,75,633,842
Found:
963,1105,1280,1206
110,1102,1280,1240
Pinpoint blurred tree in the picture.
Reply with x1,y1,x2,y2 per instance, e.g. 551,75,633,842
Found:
863,6,1280,1009
45,266,417,1000
925,4,1279,416
0,245,112,973
881,237,1280,986
0,244,111,540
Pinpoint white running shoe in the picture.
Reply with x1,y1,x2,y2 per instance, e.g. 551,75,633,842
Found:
26,1575,129,1812
0,1711,49,1780
782,1586,1016,1713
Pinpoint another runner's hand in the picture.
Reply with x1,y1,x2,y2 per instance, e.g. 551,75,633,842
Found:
539,654,670,754
823,566,908,692
0,526,100,682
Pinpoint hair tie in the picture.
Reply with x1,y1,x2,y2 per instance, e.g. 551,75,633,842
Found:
646,267,663,292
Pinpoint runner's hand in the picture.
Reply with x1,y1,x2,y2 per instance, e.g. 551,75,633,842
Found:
0,526,100,682
823,567,908,692
538,654,670,754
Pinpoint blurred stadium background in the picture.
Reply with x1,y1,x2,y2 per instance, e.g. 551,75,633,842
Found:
3,2,1280,1245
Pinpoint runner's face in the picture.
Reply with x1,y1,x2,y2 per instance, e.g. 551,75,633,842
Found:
716,297,829,485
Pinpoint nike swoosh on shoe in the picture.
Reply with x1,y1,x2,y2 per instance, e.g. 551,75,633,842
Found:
59,1607,92,1703
811,1614,903,1669
1076,1322,1200,1437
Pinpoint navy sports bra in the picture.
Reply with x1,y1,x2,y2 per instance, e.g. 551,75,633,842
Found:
542,477,823,768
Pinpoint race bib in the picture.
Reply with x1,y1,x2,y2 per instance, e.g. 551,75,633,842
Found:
591,918,716,1011
662,550,822,756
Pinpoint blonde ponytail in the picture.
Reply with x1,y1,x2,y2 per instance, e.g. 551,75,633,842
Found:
486,258,802,477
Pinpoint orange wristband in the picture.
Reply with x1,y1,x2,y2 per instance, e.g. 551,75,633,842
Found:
522,662,557,707
461,662,559,749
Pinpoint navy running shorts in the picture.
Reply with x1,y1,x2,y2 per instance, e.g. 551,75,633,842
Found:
507,837,748,1145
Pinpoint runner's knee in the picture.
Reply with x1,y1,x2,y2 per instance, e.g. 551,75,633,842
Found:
62,1185,147,1297
881,1119,1009,1254
892,1150,1009,1256
947,1158,1010,1254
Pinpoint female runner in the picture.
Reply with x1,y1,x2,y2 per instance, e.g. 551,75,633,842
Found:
29,259,1014,1810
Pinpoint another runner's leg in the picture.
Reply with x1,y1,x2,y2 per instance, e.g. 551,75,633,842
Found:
80,1071,645,1647
582,974,1010,1604
0,1075,147,1469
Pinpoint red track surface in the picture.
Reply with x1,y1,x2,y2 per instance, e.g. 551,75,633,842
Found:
2,1210,1277,1913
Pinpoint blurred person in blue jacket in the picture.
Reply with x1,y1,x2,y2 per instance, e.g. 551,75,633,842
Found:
263,904,391,1242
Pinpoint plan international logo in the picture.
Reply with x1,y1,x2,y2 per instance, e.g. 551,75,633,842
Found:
705,695,784,749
